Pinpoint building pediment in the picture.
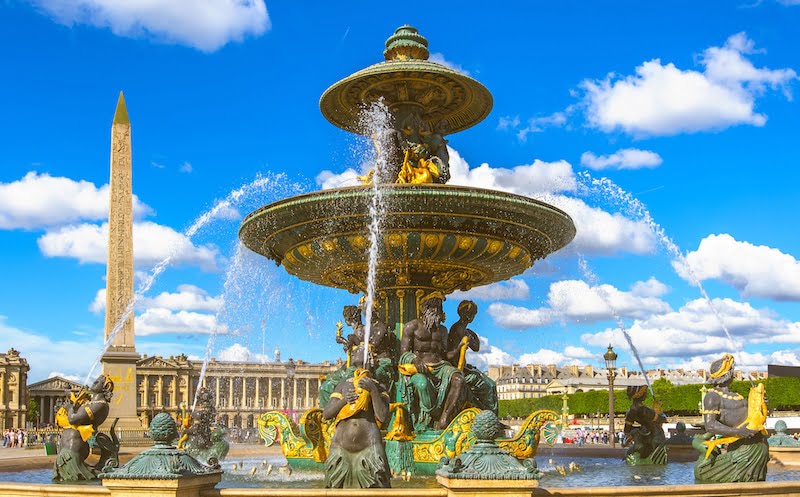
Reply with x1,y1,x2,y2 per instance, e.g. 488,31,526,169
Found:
28,376,82,393
137,356,181,369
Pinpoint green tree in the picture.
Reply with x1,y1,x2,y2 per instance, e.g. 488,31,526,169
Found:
28,397,39,423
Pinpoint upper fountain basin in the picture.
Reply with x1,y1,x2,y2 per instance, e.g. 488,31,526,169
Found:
239,184,575,295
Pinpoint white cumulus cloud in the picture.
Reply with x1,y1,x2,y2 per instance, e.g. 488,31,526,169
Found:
0,172,151,230
580,33,797,136
32,0,270,52
630,277,669,298
580,148,663,170
315,168,362,190
488,303,554,330
675,234,800,301
488,278,671,330
448,148,577,196
451,279,529,301
216,343,268,362
582,297,800,362
37,221,221,271
0,316,100,381
428,53,470,76
135,307,223,336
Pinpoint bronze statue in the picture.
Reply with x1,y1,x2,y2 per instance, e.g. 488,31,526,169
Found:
398,292,465,431
666,421,694,445
622,385,667,465
181,387,229,464
322,301,396,407
768,420,799,446
693,353,769,482
446,300,497,413
322,349,391,488
52,375,119,481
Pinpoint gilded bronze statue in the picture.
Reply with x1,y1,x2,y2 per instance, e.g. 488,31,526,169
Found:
322,349,391,488
622,385,667,465
446,300,498,413
53,375,119,481
398,292,465,431
693,353,769,482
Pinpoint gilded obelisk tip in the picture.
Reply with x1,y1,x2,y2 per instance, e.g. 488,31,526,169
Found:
113,91,130,125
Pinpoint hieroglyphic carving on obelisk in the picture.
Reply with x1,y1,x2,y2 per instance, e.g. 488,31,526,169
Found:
104,92,135,350
101,92,142,429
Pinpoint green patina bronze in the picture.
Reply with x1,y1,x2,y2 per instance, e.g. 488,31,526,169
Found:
436,410,541,480
100,413,222,480
181,387,230,465
768,420,799,447
623,385,668,466
693,354,769,483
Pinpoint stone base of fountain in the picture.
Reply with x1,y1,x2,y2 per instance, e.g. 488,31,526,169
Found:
771,447,800,467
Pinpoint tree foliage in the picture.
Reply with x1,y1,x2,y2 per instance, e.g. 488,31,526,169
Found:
498,377,800,417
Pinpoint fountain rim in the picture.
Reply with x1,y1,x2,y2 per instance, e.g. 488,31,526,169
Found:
239,183,574,230
319,58,493,135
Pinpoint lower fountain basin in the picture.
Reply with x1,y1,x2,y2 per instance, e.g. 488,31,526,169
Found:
4,455,800,491
239,184,576,295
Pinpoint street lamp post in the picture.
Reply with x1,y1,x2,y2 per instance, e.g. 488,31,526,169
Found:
285,358,296,421
604,345,618,447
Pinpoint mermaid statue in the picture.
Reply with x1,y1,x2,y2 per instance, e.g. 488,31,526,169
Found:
52,375,119,481
322,345,391,488
693,353,769,483
622,385,667,465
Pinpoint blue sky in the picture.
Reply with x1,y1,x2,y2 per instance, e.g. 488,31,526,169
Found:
1,1,799,382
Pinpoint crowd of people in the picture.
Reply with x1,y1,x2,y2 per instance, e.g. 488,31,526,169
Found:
565,428,626,446
2,428,27,448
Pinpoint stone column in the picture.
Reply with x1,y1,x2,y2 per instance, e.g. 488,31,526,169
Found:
157,376,164,408
267,377,273,408
304,378,310,408
292,378,297,411
228,377,234,408
142,375,149,408
241,377,248,408
48,397,55,425
254,378,260,408
170,376,177,408
280,380,285,410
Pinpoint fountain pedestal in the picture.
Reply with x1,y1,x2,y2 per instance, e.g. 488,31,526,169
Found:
437,476,539,497
101,474,221,497
100,413,221,497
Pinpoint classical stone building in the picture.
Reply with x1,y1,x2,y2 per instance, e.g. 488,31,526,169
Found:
0,348,29,429
27,376,82,427
489,363,768,400
135,353,338,429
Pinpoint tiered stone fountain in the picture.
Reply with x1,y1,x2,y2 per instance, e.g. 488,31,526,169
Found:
240,25,573,475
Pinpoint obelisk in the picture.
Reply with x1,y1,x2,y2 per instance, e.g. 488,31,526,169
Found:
101,92,142,429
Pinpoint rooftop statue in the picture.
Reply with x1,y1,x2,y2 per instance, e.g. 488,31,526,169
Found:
693,353,769,483
622,385,667,465
53,375,119,481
